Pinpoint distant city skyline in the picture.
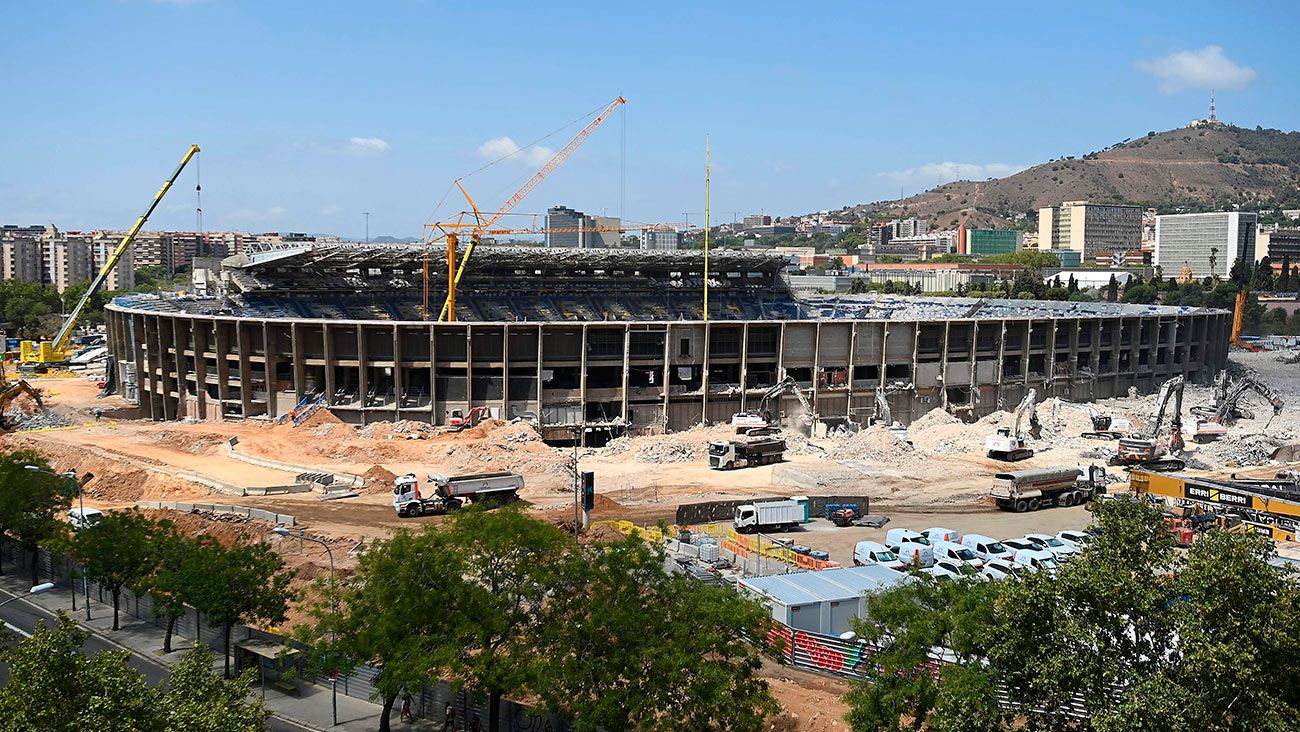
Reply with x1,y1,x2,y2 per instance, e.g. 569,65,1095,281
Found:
2,1,1295,239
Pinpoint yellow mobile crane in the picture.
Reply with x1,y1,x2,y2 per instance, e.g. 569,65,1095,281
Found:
20,144,201,368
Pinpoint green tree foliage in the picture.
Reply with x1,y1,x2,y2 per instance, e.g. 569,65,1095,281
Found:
843,499,1300,731
59,280,110,327
70,509,168,630
0,613,159,732
182,536,293,678
1253,256,1278,292
0,450,74,584
534,538,777,732
1106,274,1119,302
0,280,62,340
981,250,1062,271
1229,255,1253,287
161,644,268,732
1121,283,1159,304
145,523,196,653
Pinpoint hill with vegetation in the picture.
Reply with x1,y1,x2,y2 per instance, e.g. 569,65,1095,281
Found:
850,123,1300,229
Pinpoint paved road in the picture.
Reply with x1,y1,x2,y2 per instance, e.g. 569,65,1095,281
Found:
0,588,315,732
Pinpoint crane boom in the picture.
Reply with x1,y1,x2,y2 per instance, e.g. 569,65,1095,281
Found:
434,96,626,322
23,144,200,365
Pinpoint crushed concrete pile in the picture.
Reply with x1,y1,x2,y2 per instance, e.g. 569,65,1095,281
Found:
597,423,735,465
1195,429,1296,467
906,408,977,456
827,425,917,462
357,420,439,440
6,410,72,431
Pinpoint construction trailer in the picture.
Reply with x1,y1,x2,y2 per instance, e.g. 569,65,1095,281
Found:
1129,468,1300,541
737,564,909,636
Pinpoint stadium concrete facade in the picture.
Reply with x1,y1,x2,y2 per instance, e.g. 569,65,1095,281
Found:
104,244,1231,443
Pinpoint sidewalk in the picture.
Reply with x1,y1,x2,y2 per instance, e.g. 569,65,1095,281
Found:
0,575,433,731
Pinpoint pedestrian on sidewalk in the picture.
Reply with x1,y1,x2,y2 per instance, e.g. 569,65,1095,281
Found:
400,694,413,723
442,701,456,731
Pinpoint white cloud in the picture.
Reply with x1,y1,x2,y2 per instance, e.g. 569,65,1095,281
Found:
881,161,1025,183
348,136,391,154
1135,46,1256,94
477,136,555,166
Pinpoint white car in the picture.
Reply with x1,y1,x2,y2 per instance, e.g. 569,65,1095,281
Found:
920,527,959,543
981,558,1022,580
69,507,105,530
1001,538,1041,555
934,559,984,580
1012,548,1059,573
853,541,905,570
1022,533,1079,561
961,534,1015,563
1056,529,1092,549
921,564,963,580
932,540,985,569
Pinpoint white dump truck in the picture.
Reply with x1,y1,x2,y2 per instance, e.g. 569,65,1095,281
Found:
733,499,802,533
990,465,1107,512
708,437,786,470
393,471,524,517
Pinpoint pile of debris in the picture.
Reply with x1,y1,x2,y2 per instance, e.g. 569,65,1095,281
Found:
357,420,438,440
827,425,917,462
6,410,71,431
1195,429,1296,467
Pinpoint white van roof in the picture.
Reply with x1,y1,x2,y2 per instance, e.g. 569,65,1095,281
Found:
855,540,889,553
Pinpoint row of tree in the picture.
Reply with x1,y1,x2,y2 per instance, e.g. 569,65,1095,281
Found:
298,506,779,732
0,265,182,340
846,499,1300,731
0,616,266,732
0,450,293,678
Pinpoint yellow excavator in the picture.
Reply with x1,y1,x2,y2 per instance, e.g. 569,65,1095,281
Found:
20,144,200,369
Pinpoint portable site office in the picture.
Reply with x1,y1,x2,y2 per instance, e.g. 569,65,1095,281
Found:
737,564,910,636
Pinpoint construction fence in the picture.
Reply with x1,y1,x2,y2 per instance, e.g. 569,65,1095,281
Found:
673,495,871,525
595,520,841,574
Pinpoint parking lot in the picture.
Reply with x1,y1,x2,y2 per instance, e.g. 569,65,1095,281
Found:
761,504,1094,566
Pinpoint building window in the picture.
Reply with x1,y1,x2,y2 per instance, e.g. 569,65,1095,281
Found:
679,338,691,357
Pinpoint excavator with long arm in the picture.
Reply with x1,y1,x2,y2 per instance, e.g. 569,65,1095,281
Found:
1112,375,1186,471
985,389,1041,461
1190,371,1284,442
870,384,912,442
730,376,816,433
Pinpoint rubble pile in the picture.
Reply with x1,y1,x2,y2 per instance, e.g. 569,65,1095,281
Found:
1197,429,1296,467
357,420,438,440
6,410,71,431
827,425,917,462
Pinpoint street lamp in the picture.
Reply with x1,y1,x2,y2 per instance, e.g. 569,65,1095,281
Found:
0,583,54,610
24,465,91,620
271,526,338,726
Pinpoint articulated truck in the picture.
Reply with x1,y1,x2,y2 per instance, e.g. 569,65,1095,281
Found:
708,437,786,470
393,472,524,517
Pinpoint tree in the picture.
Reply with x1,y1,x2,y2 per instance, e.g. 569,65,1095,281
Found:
145,524,196,654
849,277,871,294
70,509,166,630
0,280,63,339
0,612,162,732
300,526,467,732
443,506,570,732
1252,256,1277,292
183,536,293,678
1121,284,1159,304
1106,274,1119,302
534,538,778,732
161,644,268,732
0,450,74,584
1229,254,1253,287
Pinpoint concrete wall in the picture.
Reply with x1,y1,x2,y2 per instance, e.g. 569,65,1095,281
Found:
105,304,1232,442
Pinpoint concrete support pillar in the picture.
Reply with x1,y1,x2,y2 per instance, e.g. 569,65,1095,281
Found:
393,324,403,420
263,323,278,419
700,322,711,424
214,321,231,420
620,325,631,425
236,322,253,419
357,325,369,422
500,324,509,419
323,324,336,407
194,321,209,419
738,322,750,413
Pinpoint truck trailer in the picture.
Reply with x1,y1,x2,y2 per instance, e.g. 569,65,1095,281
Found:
991,465,1107,512
733,499,802,533
393,471,524,517
708,437,786,470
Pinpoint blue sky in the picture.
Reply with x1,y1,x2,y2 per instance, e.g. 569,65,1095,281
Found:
2,0,1295,238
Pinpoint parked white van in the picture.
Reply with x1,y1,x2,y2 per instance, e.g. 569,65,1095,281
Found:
885,528,929,547
961,533,1015,562
1012,548,1059,573
853,541,905,570
921,527,960,543
932,540,985,568
894,542,935,569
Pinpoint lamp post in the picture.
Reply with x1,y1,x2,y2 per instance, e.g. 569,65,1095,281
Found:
272,527,337,726
364,212,370,245
0,583,54,610
24,465,91,619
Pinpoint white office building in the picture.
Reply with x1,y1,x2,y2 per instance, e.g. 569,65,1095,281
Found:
1154,212,1257,279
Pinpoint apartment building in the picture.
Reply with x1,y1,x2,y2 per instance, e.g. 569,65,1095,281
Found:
1153,212,1257,279
1038,201,1142,260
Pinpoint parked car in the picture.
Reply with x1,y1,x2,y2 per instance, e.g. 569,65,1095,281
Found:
853,541,905,570
894,542,935,569
961,533,1015,562
934,559,984,580
920,527,960,543
1012,548,1059,573
921,564,962,580
1001,538,1042,555
932,540,985,568
69,507,105,531
981,558,1022,580
1022,533,1079,560
1056,529,1092,549
885,528,930,547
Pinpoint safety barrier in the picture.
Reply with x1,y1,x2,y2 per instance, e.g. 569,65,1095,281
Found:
597,520,841,572
135,500,295,526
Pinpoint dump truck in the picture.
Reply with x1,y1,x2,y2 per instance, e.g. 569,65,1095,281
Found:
733,499,802,533
707,437,786,470
991,465,1108,512
393,471,523,517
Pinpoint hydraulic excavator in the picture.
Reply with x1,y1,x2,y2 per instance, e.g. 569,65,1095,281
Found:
730,376,817,434
1112,376,1186,471
1190,370,1284,442
0,373,43,428
985,389,1041,461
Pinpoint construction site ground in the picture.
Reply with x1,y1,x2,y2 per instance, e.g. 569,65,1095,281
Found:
5,349,1299,731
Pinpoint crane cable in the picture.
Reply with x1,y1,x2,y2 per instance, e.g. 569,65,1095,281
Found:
195,150,203,253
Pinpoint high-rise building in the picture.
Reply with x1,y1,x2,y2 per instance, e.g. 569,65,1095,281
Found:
1038,201,1142,260
967,229,1020,256
742,214,771,229
641,225,681,251
889,218,928,238
589,216,622,249
1,237,42,283
545,206,586,248
1153,212,1257,279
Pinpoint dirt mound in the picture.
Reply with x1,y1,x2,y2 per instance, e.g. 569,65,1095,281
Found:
138,508,264,546
361,464,398,487
2,434,208,503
